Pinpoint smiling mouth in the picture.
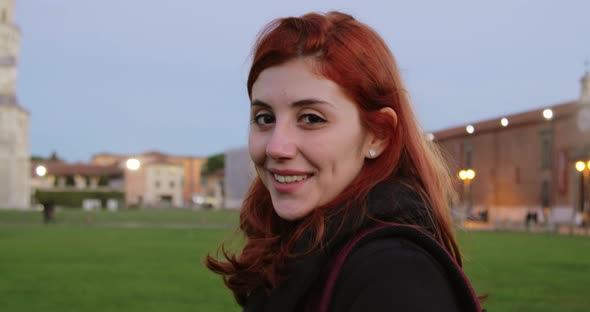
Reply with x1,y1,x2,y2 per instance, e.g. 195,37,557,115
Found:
272,173,312,184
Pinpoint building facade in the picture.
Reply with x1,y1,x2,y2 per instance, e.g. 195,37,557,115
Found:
435,72,590,225
200,168,224,209
0,0,29,209
30,161,125,209
142,162,183,208
92,151,205,207
31,161,123,191
224,146,254,209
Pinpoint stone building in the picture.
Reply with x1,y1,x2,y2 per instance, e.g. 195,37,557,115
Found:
0,0,29,209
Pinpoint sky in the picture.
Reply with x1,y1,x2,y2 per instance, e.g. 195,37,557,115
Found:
14,0,590,162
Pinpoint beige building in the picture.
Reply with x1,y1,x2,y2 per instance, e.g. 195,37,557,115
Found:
0,0,29,209
124,158,184,208
143,161,183,207
201,168,224,209
31,161,123,191
30,161,124,209
93,151,204,207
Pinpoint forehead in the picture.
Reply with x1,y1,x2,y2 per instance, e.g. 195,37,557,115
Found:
251,58,345,105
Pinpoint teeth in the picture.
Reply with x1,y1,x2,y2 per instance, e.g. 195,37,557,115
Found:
273,174,308,183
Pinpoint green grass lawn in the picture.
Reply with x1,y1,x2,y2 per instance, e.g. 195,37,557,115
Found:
459,230,590,312
0,208,240,227
1,209,589,311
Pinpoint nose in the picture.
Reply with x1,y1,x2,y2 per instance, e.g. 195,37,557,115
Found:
266,122,297,160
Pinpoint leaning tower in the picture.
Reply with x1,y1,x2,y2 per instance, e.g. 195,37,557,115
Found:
0,0,30,209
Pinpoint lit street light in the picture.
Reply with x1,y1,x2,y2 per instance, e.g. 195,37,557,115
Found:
500,118,509,127
543,108,554,120
459,169,476,181
458,169,476,222
35,165,47,177
576,161,586,173
126,158,141,171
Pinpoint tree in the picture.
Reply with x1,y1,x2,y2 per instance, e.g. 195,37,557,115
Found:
202,154,224,176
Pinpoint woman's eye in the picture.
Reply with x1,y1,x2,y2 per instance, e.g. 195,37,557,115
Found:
300,114,326,124
253,114,275,125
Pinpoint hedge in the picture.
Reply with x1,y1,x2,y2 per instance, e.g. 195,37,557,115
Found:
35,190,125,208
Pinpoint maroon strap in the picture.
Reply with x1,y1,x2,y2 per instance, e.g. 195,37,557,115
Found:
316,224,482,312
317,225,388,312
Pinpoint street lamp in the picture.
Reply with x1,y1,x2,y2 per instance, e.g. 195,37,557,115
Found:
543,108,554,120
35,165,47,177
500,118,509,127
126,158,141,171
458,169,476,221
575,160,590,215
576,161,586,173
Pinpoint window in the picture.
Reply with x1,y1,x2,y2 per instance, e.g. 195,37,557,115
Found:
464,141,473,167
169,181,175,188
155,181,160,188
65,175,75,187
540,130,552,169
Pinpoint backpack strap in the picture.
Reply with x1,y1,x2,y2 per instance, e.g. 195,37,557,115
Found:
316,223,483,312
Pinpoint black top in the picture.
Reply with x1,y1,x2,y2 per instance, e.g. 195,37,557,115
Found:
243,180,479,312
329,237,461,311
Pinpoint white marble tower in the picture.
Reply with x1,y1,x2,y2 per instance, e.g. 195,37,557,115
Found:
0,0,30,209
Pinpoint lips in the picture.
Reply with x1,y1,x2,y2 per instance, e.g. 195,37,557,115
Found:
273,173,309,183
268,169,313,192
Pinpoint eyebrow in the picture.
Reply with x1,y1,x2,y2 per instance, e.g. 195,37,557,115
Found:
251,98,333,108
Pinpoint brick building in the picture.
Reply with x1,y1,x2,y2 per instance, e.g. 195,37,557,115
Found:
435,72,590,225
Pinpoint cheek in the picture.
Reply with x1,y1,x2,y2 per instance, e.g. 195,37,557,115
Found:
320,127,365,160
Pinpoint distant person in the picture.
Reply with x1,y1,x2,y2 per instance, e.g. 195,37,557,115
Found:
207,12,483,311
42,200,55,224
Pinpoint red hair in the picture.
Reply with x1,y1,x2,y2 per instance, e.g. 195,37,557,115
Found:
206,11,460,305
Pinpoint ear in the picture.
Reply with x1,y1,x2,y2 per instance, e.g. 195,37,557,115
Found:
365,107,398,159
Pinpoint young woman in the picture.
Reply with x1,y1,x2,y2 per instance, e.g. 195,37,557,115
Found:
207,11,482,312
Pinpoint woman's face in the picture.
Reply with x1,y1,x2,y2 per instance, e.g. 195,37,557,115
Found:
249,58,372,220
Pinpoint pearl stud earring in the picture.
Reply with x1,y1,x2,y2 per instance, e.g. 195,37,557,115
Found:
368,150,377,158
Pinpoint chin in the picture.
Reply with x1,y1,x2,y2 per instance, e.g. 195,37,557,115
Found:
273,202,314,221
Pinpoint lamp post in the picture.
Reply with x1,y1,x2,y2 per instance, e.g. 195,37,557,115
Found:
575,160,590,230
576,161,586,212
459,169,476,222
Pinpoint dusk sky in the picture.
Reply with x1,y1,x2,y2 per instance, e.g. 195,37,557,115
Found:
15,0,590,162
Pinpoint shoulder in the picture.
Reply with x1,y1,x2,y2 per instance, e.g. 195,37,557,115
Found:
328,236,461,312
